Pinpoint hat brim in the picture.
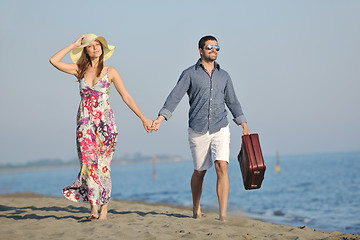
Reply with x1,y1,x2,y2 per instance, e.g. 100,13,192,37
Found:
70,36,115,64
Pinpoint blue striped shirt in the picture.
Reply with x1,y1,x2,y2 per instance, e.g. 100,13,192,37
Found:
159,59,247,134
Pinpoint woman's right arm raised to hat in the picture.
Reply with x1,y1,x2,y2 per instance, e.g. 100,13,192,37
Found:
49,34,87,75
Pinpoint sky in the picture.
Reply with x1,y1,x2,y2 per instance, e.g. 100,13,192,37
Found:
0,0,359,164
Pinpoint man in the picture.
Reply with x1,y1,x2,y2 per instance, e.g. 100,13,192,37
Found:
152,36,251,221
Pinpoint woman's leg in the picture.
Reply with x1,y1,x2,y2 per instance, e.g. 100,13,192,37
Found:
99,203,108,220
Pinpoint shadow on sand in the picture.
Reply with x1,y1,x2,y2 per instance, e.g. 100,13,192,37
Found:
0,204,191,222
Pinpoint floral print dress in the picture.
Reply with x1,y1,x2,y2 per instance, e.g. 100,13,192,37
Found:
63,68,118,205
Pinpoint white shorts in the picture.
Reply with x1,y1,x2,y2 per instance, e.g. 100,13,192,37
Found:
188,125,230,171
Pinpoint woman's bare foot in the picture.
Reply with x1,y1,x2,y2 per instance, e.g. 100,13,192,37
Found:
99,203,108,220
88,205,99,220
88,214,98,220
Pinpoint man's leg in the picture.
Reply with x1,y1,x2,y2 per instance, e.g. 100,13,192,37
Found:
191,169,206,218
214,160,229,221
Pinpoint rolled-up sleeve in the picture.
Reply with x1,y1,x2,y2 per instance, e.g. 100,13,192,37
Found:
159,71,190,120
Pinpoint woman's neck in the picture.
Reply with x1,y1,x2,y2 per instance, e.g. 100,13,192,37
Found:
90,57,99,68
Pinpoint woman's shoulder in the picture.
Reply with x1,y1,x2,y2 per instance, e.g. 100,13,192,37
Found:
105,65,119,74
105,65,120,81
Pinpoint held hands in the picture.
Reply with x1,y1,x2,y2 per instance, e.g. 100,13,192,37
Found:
142,115,164,133
151,115,165,131
142,118,156,133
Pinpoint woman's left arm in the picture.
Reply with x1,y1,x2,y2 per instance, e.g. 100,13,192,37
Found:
109,66,153,132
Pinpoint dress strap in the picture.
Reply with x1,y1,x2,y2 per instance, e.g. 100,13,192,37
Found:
106,66,111,83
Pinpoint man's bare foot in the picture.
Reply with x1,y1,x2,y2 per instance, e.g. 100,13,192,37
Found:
219,216,227,222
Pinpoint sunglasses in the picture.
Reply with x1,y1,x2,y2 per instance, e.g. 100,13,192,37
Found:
204,44,220,51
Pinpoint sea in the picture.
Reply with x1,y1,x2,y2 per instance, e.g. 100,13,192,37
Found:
1,151,359,234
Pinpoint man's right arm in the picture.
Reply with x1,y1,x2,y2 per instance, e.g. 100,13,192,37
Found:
158,71,190,120
153,71,190,130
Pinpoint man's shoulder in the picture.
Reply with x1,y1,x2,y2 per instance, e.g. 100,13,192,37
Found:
179,63,198,78
215,63,229,74
183,59,202,72
217,67,231,80
183,63,198,72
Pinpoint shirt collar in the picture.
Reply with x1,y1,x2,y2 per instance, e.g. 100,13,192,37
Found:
195,59,221,70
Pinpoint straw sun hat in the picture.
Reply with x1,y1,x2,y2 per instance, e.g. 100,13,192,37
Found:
70,33,115,64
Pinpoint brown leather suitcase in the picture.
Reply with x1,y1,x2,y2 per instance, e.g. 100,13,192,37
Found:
238,133,266,190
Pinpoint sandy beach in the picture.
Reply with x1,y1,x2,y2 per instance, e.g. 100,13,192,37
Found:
0,192,358,240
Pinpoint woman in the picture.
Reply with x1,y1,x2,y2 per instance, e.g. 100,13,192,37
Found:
50,34,153,220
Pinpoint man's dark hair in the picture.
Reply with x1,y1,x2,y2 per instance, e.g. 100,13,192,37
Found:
198,35,218,49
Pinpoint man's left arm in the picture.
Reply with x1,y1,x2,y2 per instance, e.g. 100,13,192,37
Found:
224,77,251,135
